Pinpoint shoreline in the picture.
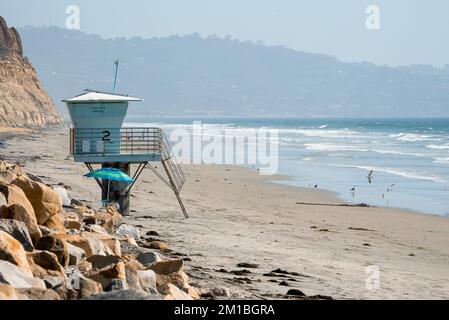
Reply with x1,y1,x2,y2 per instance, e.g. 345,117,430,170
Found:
2,127,449,299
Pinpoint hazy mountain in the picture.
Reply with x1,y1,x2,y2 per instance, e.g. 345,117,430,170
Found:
19,26,449,118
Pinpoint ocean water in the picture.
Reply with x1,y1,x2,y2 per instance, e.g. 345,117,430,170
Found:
125,117,449,216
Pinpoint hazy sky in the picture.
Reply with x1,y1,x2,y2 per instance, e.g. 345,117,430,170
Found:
1,0,449,66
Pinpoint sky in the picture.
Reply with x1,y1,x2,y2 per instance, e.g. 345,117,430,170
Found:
1,0,449,67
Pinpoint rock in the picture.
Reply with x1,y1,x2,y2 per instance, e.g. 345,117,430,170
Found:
82,217,96,225
0,283,19,300
0,192,6,206
149,259,184,275
0,204,42,245
0,218,34,251
136,251,162,266
0,170,17,184
43,276,65,289
16,287,61,300
87,255,123,270
36,235,69,268
237,262,259,268
39,225,57,237
25,172,44,184
70,198,84,207
120,240,150,257
102,238,122,256
0,230,33,275
84,289,159,300
286,289,306,297
87,224,108,235
0,261,46,289
149,241,169,250
126,237,138,246
146,230,160,236
11,176,64,231
27,250,65,278
77,260,93,273
137,270,157,292
65,220,82,231
57,234,115,258
0,185,36,232
116,224,140,240
66,242,86,265
106,278,127,291
66,269,102,298
161,283,194,300
53,186,71,207
211,286,231,297
86,261,126,290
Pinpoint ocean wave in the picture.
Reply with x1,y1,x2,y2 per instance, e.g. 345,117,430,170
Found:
390,133,439,142
280,128,364,139
426,144,449,150
433,157,449,164
304,143,369,152
304,143,425,157
318,125,328,129
336,165,446,183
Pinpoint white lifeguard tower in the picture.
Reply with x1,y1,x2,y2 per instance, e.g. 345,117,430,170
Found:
64,89,187,217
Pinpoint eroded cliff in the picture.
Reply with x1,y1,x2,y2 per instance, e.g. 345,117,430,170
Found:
0,17,61,128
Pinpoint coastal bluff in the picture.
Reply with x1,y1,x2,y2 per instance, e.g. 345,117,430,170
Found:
0,17,61,128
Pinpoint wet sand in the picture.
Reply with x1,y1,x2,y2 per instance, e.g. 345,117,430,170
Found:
2,127,449,299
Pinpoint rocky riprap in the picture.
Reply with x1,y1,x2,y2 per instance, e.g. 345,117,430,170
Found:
0,160,199,300
0,17,62,128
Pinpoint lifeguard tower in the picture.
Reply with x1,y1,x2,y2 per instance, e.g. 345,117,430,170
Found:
64,89,187,217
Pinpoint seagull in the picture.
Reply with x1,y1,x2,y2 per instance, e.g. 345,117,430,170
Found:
367,170,374,184
350,186,356,192
387,184,395,192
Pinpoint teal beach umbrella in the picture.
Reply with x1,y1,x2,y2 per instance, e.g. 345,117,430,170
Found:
84,168,134,204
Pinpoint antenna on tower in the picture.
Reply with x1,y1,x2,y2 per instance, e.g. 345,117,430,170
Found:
113,59,120,92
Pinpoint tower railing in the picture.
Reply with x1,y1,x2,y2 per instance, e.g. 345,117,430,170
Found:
69,127,163,156
160,131,186,191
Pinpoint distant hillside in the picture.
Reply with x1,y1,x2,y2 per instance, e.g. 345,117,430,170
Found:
19,26,449,118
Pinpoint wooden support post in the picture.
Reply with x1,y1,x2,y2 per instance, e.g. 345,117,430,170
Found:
161,160,189,219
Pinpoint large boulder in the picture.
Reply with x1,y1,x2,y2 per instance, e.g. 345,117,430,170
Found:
16,287,61,300
149,259,184,275
36,235,69,268
0,230,33,275
149,259,199,300
0,184,36,228
0,283,19,300
116,224,140,240
0,218,34,251
84,289,160,300
26,250,66,279
0,204,42,244
161,283,193,300
0,170,16,184
0,260,46,289
11,176,64,231
66,242,86,265
136,251,162,266
57,234,116,258
66,269,102,299
85,261,126,290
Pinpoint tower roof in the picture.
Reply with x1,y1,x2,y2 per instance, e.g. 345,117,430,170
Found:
63,90,143,103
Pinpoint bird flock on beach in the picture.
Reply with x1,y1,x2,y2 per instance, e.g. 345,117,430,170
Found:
313,169,397,198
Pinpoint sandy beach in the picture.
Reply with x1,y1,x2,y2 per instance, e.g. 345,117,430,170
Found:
2,127,449,300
